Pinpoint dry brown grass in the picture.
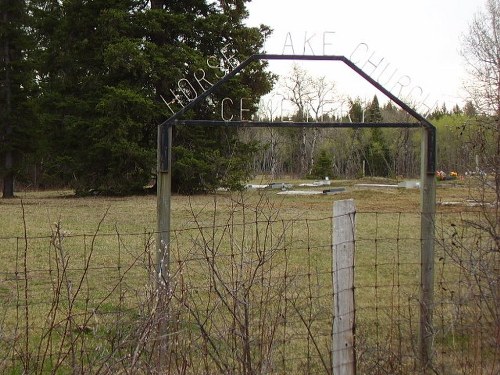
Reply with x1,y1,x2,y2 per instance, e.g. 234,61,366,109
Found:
0,178,495,373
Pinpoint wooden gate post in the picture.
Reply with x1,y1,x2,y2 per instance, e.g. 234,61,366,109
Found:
332,199,356,375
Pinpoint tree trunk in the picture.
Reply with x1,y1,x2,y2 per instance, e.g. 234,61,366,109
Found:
150,0,164,9
300,127,307,175
2,175,14,198
308,127,319,175
270,129,277,178
2,11,14,198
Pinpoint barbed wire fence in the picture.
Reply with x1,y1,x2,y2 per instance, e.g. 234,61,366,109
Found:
0,200,497,374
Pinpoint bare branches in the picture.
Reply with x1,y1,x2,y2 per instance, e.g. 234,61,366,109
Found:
461,0,500,116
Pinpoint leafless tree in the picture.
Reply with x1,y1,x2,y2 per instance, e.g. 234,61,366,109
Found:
462,0,500,118
437,1,500,365
460,0,499,240
280,65,338,176
461,0,500,206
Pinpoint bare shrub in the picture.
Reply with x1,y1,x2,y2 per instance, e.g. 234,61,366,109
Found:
1,205,172,374
166,193,332,374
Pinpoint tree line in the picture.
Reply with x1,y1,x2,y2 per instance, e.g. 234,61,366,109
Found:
245,63,487,181
0,0,272,197
1,0,498,197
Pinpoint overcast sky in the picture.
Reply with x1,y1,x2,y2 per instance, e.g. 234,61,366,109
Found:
245,0,485,114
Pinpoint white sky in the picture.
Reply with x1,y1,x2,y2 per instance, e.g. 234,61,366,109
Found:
245,0,485,115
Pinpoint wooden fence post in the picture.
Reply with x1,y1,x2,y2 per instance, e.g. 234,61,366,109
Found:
332,199,356,375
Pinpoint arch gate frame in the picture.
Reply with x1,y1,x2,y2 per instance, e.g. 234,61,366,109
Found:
156,54,436,373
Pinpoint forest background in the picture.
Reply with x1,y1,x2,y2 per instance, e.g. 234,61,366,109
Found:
0,0,497,198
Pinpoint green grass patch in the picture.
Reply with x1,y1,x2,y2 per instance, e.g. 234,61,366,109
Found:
0,182,496,373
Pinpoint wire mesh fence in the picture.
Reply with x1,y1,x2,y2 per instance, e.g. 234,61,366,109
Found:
0,203,497,374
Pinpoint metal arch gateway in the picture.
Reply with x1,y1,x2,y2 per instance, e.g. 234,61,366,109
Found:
156,54,436,372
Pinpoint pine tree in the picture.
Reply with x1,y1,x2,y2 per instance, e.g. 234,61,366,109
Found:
348,98,363,122
31,0,272,195
150,0,272,193
0,0,35,198
309,149,332,179
30,0,157,194
365,95,383,123
364,95,392,177
463,101,477,117
452,104,462,115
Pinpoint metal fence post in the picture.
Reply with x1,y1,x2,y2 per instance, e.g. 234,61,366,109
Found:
332,199,356,375
157,123,172,284
420,127,436,373
156,122,172,368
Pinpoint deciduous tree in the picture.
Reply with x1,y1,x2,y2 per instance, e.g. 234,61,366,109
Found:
461,0,500,205
441,0,500,352
279,65,337,176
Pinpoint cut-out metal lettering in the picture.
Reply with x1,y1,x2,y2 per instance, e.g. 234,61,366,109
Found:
282,32,295,55
221,98,234,121
239,98,250,120
303,32,316,55
322,32,336,55
162,32,439,120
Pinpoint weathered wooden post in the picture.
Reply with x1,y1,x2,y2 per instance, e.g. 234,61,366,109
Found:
419,127,436,373
332,199,356,375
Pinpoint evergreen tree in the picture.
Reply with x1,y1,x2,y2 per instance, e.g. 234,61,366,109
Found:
0,0,35,198
154,1,272,193
30,0,272,195
463,100,477,117
348,98,363,122
441,103,448,115
308,149,332,179
364,96,392,177
429,102,450,120
32,0,171,195
365,95,383,123
452,104,463,115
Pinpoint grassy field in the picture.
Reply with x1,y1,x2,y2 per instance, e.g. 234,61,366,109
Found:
0,178,497,374
0,178,472,238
